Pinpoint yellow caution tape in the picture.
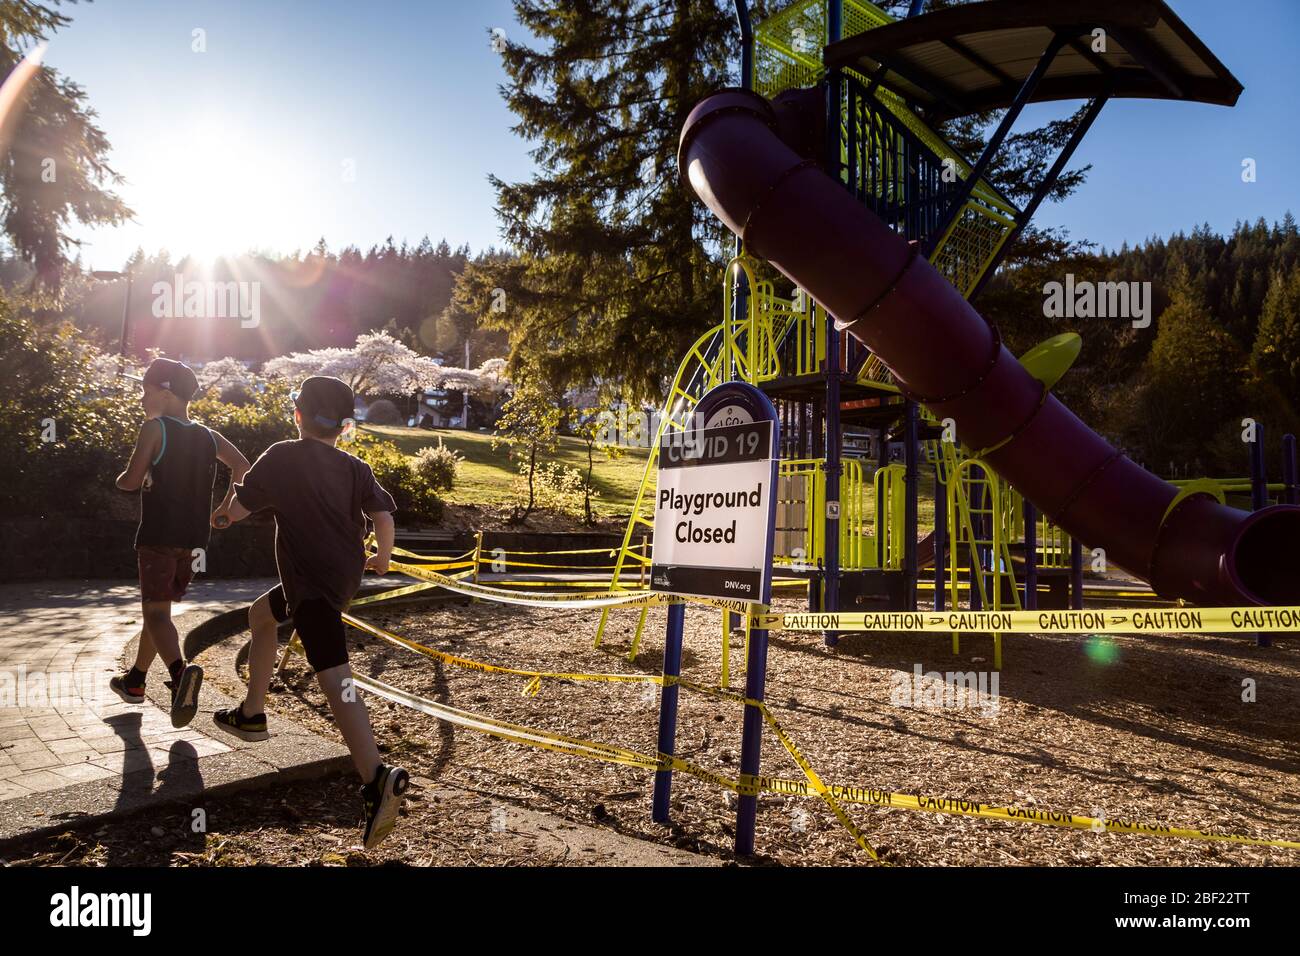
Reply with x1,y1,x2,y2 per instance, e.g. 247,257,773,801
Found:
303,637,1300,856
343,610,664,691
386,555,766,616
483,559,621,570
762,606,1300,634
389,558,669,609
349,581,441,607
481,546,619,556
750,777,1300,849
389,544,477,562
326,542,1300,856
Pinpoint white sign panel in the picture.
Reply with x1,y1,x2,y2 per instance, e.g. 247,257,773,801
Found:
651,419,775,603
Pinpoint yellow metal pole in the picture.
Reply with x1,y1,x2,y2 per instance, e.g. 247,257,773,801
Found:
276,630,301,677
628,606,649,662
471,530,483,605
721,610,731,689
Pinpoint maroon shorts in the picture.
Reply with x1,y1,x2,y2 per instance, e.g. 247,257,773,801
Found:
137,545,195,602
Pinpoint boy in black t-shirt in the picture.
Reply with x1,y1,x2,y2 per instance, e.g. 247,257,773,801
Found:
111,358,251,728
209,375,408,849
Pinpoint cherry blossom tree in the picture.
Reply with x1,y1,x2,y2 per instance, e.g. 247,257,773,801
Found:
431,357,510,398
263,332,442,396
196,357,257,394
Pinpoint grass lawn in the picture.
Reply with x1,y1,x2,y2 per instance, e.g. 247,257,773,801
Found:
360,424,650,517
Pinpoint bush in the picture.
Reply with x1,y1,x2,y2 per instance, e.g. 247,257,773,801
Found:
349,431,444,525
364,399,402,425
516,461,592,519
189,380,297,464
0,304,142,517
414,439,461,491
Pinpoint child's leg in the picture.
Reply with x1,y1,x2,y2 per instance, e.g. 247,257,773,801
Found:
141,600,181,671
243,592,281,715
131,627,157,673
316,663,382,783
295,598,381,782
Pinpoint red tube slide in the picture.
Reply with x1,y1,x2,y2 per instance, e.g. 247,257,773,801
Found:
679,88,1300,606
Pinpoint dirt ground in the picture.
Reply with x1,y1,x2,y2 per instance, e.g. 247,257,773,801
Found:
7,591,1297,868
210,594,1300,865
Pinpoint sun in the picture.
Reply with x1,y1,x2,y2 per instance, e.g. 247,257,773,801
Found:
132,113,301,263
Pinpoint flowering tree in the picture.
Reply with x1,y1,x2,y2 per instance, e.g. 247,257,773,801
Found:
432,357,509,398
263,332,441,397
196,357,257,394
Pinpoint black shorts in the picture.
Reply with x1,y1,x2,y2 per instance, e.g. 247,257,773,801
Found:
261,586,349,672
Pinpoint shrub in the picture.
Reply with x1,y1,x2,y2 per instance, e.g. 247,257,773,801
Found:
364,399,402,425
515,461,592,520
0,305,142,517
349,431,444,525
190,379,297,463
414,439,461,491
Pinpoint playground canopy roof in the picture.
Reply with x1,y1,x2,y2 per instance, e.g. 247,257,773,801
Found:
823,0,1243,120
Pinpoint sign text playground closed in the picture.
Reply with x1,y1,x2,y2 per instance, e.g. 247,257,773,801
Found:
651,418,775,602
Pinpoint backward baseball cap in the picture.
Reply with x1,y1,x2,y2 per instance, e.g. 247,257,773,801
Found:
292,375,355,429
132,358,199,401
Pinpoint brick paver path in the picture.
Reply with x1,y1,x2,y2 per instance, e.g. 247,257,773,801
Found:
0,580,272,801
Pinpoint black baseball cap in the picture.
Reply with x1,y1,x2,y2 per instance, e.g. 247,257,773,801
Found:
127,358,199,401
292,376,355,429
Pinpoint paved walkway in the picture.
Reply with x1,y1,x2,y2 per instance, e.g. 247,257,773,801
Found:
0,580,279,803
0,577,725,865
0,578,404,841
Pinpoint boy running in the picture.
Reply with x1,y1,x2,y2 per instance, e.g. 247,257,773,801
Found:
111,358,251,728
208,375,409,849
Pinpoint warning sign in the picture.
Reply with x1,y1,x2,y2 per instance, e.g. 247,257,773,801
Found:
651,419,775,603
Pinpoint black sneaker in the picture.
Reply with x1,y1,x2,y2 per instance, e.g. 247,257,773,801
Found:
211,704,268,742
360,764,410,850
166,663,204,729
109,672,146,704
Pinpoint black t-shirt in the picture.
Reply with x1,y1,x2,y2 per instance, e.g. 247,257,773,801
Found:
136,416,217,551
234,439,396,612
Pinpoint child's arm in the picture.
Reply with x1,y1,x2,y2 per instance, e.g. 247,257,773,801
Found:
211,495,251,528
211,429,251,510
116,420,163,491
211,444,275,528
365,510,395,574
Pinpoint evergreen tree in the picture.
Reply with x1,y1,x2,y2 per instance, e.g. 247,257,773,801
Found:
453,0,737,403
1251,265,1300,412
0,1,132,286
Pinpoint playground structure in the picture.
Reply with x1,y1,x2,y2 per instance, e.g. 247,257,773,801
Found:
314,0,1300,862
597,0,1300,657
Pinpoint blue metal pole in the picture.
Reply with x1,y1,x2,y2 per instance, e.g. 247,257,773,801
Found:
732,0,752,387
1250,421,1268,511
822,0,843,648
734,620,770,855
933,472,947,611
969,482,983,611
1249,423,1272,646
734,0,753,91
1023,498,1038,610
903,401,919,610
651,601,686,823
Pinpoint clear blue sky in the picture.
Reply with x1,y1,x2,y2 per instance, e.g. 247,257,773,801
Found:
43,0,1299,271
